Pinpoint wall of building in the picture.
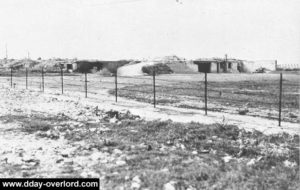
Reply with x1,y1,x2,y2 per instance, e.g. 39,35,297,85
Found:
194,61,211,73
75,60,131,73
185,61,199,72
72,63,77,71
210,62,218,73
193,60,242,73
75,61,104,73
227,62,240,73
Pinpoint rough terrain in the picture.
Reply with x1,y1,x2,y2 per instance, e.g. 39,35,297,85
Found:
0,87,299,189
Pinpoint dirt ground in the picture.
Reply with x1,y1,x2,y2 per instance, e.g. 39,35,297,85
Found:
0,86,299,189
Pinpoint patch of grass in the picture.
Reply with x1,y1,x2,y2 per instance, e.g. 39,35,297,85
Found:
3,107,298,189
0,113,72,135
22,120,52,133
97,118,299,189
111,79,299,122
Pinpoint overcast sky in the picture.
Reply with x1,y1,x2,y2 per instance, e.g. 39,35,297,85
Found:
0,0,299,64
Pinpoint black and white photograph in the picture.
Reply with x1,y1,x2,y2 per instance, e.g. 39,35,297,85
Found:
0,0,299,189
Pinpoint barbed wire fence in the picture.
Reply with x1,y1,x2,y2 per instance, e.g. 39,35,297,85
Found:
0,67,299,126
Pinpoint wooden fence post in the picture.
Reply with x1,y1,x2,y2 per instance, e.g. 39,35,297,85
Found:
205,72,208,115
115,69,118,102
153,69,156,108
279,73,283,126
10,67,12,88
26,68,28,89
85,72,88,98
42,68,44,92
61,67,64,94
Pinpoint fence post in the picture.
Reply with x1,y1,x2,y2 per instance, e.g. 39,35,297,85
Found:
205,72,207,115
61,67,64,94
42,68,44,92
153,69,156,108
10,67,12,88
115,69,118,102
26,68,28,89
279,73,282,126
85,71,87,98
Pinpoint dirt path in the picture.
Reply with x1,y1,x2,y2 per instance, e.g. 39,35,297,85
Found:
43,88,300,136
1,79,299,136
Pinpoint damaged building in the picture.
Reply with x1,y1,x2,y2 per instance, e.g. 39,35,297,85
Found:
75,60,131,73
193,58,243,73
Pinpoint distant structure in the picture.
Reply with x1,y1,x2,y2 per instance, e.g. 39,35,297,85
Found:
193,57,243,73
193,55,277,73
275,60,300,70
75,60,131,73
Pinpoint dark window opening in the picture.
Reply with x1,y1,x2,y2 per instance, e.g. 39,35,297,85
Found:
220,62,226,70
196,62,211,73
67,64,72,70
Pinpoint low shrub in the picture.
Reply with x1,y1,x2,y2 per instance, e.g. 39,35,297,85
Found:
142,63,173,75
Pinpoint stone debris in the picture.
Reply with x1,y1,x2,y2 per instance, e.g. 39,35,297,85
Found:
163,181,177,190
131,176,142,189
115,160,126,166
246,158,256,166
113,149,123,155
222,155,233,163
283,160,297,167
